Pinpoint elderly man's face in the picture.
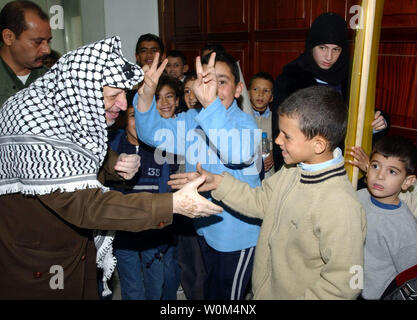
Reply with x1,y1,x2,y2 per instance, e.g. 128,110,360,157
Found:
103,86,128,126
6,10,52,71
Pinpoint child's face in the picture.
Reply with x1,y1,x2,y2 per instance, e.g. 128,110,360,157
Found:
125,106,139,145
184,78,201,109
275,115,317,165
166,56,188,80
203,61,242,109
366,153,415,205
156,84,178,119
249,78,273,112
136,40,162,67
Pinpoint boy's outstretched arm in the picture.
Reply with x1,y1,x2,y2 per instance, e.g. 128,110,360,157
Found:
168,163,223,192
136,52,168,112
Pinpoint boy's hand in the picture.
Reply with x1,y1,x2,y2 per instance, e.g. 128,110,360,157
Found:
371,110,387,132
263,153,274,172
115,153,141,180
345,146,370,173
173,175,223,218
137,52,168,112
193,52,217,108
168,163,223,192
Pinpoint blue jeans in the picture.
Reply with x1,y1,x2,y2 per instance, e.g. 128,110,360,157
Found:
114,244,180,300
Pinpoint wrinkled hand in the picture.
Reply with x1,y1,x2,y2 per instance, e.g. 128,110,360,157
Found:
345,146,370,173
137,52,168,112
115,153,141,180
193,52,217,108
371,110,387,132
173,175,223,218
168,163,222,192
263,153,274,172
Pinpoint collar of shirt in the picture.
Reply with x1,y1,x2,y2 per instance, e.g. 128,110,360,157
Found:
298,147,344,172
370,195,402,210
252,106,270,118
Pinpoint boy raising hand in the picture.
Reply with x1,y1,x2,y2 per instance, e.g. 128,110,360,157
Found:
134,51,262,300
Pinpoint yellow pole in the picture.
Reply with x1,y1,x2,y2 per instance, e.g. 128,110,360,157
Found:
344,0,384,189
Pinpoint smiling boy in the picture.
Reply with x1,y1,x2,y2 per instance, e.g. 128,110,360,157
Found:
357,135,417,299
170,85,367,299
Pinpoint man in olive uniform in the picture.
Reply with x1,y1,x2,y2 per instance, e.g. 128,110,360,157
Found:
0,1,52,106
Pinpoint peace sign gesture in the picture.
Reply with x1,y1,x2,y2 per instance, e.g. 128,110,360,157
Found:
137,52,168,112
193,52,217,108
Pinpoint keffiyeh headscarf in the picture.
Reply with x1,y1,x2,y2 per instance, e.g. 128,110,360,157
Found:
0,36,144,297
0,36,144,195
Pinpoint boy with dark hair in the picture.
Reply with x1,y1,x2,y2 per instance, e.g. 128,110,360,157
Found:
135,33,165,68
166,50,189,82
353,135,417,299
170,85,367,299
201,43,226,58
134,51,262,300
248,72,275,178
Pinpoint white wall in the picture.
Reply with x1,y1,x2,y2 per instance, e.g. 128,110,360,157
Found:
79,0,105,46
0,0,159,62
103,0,159,63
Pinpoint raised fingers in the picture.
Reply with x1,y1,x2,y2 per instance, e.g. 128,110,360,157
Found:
195,56,203,77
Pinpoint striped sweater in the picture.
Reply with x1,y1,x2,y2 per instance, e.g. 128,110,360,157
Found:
212,161,367,300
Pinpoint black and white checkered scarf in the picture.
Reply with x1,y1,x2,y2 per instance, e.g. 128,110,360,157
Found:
0,36,144,196
0,37,144,296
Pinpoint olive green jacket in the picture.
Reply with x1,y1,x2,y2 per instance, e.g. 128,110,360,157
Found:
0,56,48,107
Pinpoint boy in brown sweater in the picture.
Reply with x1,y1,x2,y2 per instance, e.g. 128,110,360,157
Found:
170,85,367,299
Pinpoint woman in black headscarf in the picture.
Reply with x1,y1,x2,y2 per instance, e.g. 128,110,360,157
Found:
271,12,387,171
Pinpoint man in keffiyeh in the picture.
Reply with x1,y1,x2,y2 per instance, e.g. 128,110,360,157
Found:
0,36,222,299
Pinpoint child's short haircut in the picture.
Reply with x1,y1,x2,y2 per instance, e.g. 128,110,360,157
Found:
278,85,347,150
156,75,183,99
167,50,187,66
248,72,275,89
371,135,417,175
135,33,165,55
184,70,197,85
201,50,240,85
201,43,226,57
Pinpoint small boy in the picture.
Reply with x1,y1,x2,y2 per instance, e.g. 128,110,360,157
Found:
134,51,262,300
347,144,417,219
248,72,275,178
355,136,417,300
170,85,367,299
166,50,189,82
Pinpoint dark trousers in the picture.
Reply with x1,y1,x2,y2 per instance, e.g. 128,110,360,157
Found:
198,236,255,300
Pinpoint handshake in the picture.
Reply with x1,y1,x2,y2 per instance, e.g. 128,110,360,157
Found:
115,155,223,219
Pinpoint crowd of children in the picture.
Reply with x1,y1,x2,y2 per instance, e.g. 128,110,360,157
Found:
103,13,417,301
